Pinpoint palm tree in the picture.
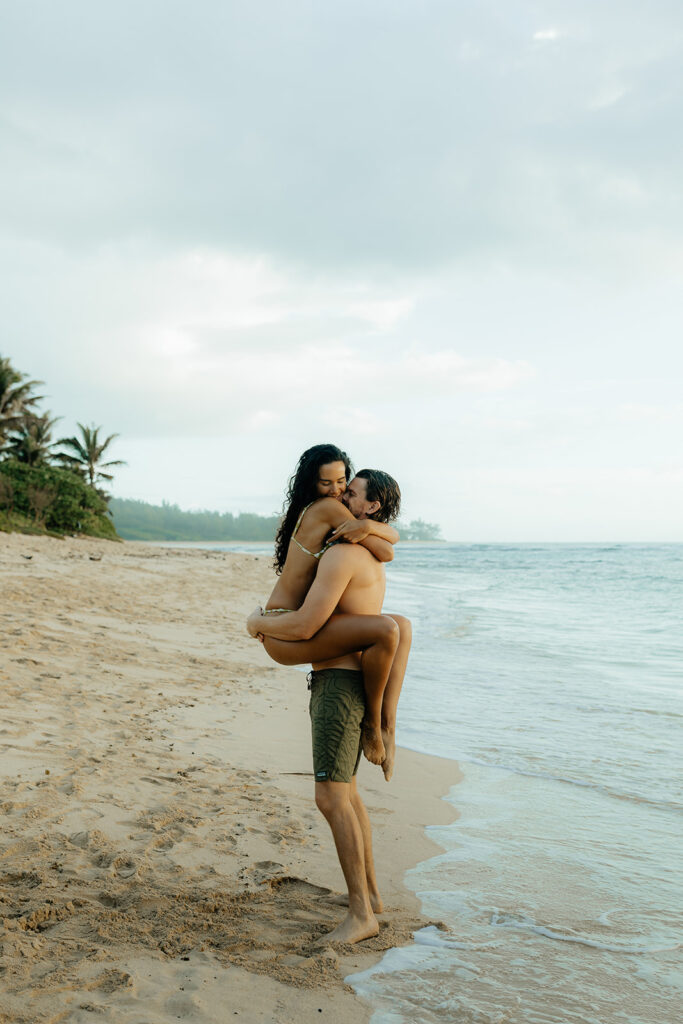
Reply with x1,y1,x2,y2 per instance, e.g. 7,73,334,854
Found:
0,356,44,450
57,423,126,489
5,412,61,466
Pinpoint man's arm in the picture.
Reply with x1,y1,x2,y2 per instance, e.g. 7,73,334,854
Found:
247,547,356,641
329,518,398,563
316,499,399,560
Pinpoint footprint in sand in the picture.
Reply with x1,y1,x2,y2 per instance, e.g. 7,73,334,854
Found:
87,969,133,993
97,892,124,908
68,831,91,848
113,856,137,878
264,875,333,899
150,835,176,851
1,870,42,889
92,850,115,867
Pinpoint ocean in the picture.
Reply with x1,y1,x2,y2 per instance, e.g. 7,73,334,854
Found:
156,540,682,1023
349,542,683,1024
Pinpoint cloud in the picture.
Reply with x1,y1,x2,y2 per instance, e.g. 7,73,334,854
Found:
533,29,561,42
1,1,681,276
111,340,531,438
5,241,532,440
619,403,683,424
400,352,533,392
347,298,415,332
2,2,682,541
588,83,630,110
243,409,281,431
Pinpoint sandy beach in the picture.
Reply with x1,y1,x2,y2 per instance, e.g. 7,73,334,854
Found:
1,533,461,1024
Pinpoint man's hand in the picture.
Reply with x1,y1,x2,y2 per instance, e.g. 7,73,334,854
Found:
330,520,372,544
247,606,264,638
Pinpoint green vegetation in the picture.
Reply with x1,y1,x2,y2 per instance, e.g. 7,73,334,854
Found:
0,357,44,445
399,518,444,541
59,423,126,488
110,496,443,544
0,462,117,539
3,411,61,465
110,497,280,542
1,354,444,545
0,354,123,540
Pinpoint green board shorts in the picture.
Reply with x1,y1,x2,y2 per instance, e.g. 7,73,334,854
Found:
308,668,365,783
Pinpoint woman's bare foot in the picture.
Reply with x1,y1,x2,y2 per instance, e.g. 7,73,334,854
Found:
381,727,396,782
315,911,379,946
326,891,384,913
361,722,385,765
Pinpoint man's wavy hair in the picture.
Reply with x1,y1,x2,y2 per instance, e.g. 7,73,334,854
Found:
356,468,401,525
273,443,353,573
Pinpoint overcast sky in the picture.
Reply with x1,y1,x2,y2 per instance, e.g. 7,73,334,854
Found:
2,0,682,540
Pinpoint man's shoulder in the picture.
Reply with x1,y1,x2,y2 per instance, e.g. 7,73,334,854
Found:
325,541,371,560
324,543,382,574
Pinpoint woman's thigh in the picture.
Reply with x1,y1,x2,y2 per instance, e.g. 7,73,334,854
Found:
263,613,395,667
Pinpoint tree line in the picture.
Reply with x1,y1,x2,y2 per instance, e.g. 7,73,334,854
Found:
1,354,444,544
110,496,442,543
0,355,123,538
110,498,280,542
398,518,443,541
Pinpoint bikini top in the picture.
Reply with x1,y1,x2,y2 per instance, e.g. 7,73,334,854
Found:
290,502,335,560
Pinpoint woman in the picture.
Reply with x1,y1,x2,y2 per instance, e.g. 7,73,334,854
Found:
247,443,411,780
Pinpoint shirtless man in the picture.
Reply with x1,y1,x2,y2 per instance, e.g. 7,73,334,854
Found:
247,470,407,944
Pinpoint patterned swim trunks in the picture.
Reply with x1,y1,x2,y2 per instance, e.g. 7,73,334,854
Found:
308,668,365,783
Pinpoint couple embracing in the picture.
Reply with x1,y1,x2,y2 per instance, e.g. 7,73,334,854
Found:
247,443,411,945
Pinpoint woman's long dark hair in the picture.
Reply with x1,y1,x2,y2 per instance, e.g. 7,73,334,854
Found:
273,444,353,573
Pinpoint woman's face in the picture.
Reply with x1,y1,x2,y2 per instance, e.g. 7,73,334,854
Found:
316,460,347,499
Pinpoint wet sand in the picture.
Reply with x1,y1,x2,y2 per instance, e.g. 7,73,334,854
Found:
0,533,461,1024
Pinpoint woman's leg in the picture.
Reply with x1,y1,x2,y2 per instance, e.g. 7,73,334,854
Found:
381,615,412,781
263,614,399,764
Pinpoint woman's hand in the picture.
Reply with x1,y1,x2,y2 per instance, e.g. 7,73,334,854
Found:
330,520,372,544
247,606,264,638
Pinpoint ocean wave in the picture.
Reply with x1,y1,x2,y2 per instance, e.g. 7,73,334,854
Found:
452,755,683,815
630,706,683,720
413,926,500,952
489,911,682,955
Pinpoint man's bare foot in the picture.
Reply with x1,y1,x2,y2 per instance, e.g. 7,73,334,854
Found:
381,727,396,782
361,722,385,765
326,891,384,913
315,911,379,945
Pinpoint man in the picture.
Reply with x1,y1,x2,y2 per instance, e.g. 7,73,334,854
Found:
247,469,409,945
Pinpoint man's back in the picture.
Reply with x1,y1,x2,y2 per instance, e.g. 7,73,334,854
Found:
312,544,386,672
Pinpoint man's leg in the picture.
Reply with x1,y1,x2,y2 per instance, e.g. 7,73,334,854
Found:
314,780,379,943
327,774,384,913
380,614,412,781
349,776,383,911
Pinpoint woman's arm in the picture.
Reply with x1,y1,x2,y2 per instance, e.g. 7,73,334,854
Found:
328,520,396,561
330,519,400,545
317,499,399,561
363,536,394,562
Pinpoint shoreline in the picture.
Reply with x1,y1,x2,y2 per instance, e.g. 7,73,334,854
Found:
1,532,461,1023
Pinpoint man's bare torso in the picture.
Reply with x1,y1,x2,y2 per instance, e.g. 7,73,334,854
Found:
312,545,386,672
